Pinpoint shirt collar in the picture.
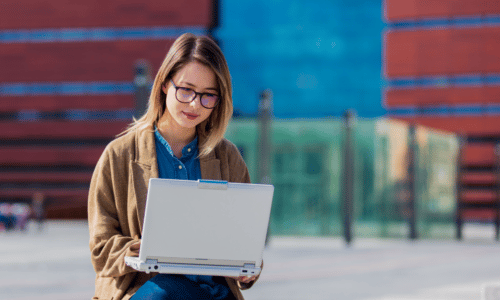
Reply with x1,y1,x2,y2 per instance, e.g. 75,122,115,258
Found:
154,127,198,159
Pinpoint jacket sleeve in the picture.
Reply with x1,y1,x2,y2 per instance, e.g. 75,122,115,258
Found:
88,145,138,278
225,141,251,184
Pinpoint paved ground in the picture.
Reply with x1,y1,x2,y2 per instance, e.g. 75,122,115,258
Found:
1,220,500,300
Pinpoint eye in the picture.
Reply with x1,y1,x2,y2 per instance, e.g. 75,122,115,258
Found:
177,87,194,98
179,87,192,93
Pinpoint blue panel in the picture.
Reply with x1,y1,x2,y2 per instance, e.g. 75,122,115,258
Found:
121,28,149,40
1,30,29,42
0,82,134,96
29,30,58,42
90,28,118,41
215,0,385,118
29,83,57,95
387,75,500,89
2,83,27,96
60,82,87,95
388,15,500,29
387,105,500,117
0,26,207,43
59,28,90,42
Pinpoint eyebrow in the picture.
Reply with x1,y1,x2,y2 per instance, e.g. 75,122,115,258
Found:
181,81,219,92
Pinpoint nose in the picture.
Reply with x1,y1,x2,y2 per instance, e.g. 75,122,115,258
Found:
189,94,202,109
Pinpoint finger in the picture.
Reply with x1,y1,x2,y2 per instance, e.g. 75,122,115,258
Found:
130,241,141,251
238,276,256,283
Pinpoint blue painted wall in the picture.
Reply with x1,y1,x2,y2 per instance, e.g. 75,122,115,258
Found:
215,0,385,118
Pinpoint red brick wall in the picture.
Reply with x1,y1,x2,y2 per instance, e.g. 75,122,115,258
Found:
0,0,214,29
385,0,500,21
384,27,500,77
0,40,174,82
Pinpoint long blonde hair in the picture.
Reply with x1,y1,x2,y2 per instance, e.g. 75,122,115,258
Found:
122,33,233,158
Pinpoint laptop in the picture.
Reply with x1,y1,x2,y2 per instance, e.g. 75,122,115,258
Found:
125,178,274,277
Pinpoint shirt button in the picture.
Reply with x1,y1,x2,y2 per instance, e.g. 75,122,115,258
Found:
187,148,191,152
178,165,182,170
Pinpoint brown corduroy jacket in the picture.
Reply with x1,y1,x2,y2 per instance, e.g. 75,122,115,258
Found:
88,127,257,300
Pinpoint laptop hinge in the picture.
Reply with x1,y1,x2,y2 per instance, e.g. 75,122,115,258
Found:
197,180,228,190
243,263,255,269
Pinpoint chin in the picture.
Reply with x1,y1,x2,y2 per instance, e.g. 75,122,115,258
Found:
177,119,201,129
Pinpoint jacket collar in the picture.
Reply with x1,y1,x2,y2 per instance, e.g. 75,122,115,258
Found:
134,126,159,172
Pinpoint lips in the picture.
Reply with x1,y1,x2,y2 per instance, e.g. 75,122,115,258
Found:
182,111,199,120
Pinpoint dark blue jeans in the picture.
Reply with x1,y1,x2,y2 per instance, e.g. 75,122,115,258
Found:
131,274,235,300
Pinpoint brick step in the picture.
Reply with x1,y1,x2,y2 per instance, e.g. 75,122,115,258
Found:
461,210,500,222
0,171,92,183
0,188,88,200
461,172,498,185
0,120,128,140
460,190,497,204
0,146,104,167
461,144,500,167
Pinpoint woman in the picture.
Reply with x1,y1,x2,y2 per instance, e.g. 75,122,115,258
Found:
88,33,259,300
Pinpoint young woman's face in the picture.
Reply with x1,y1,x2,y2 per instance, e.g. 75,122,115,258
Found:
162,61,218,131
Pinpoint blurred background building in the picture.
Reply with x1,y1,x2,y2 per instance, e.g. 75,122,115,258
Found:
384,0,500,238
0,0,499,240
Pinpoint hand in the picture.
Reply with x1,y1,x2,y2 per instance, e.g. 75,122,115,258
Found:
230,275,257,285
130,241,141,256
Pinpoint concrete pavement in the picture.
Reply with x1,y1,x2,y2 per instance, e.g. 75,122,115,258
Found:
1,220,500,300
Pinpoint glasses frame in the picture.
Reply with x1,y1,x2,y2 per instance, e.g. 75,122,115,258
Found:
169,80,219,109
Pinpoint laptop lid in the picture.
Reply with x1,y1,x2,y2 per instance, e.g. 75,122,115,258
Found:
139,178,274,268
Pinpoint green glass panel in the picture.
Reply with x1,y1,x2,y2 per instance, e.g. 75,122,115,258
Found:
225,117,459,239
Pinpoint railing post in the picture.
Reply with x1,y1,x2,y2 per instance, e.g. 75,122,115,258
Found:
455,135,465,240
258,89,273,245
408,124,418,240
257,89,273,185
133,59,151,119
343,110,355,245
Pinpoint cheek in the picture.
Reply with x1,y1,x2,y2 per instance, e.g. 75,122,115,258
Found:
201,109,213,122
165,94,178,112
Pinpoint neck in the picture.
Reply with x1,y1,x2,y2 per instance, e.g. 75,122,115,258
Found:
157,115,196,158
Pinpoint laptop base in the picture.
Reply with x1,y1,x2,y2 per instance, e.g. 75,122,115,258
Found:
125,256,261,277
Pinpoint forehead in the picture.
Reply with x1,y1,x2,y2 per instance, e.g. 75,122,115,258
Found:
172,61,218,89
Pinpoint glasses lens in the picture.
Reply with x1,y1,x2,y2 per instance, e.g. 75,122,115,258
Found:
201,94,219,108
176,87,195,102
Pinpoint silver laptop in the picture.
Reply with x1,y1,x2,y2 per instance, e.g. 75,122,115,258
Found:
125,178,274,277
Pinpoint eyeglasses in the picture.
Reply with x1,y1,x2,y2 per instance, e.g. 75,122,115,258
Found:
170,80,219,109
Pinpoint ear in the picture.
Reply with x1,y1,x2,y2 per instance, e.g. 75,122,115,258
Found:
161,84,168,94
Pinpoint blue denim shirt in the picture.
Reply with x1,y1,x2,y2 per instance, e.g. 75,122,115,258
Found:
154,128,201,180
154,128,231,299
